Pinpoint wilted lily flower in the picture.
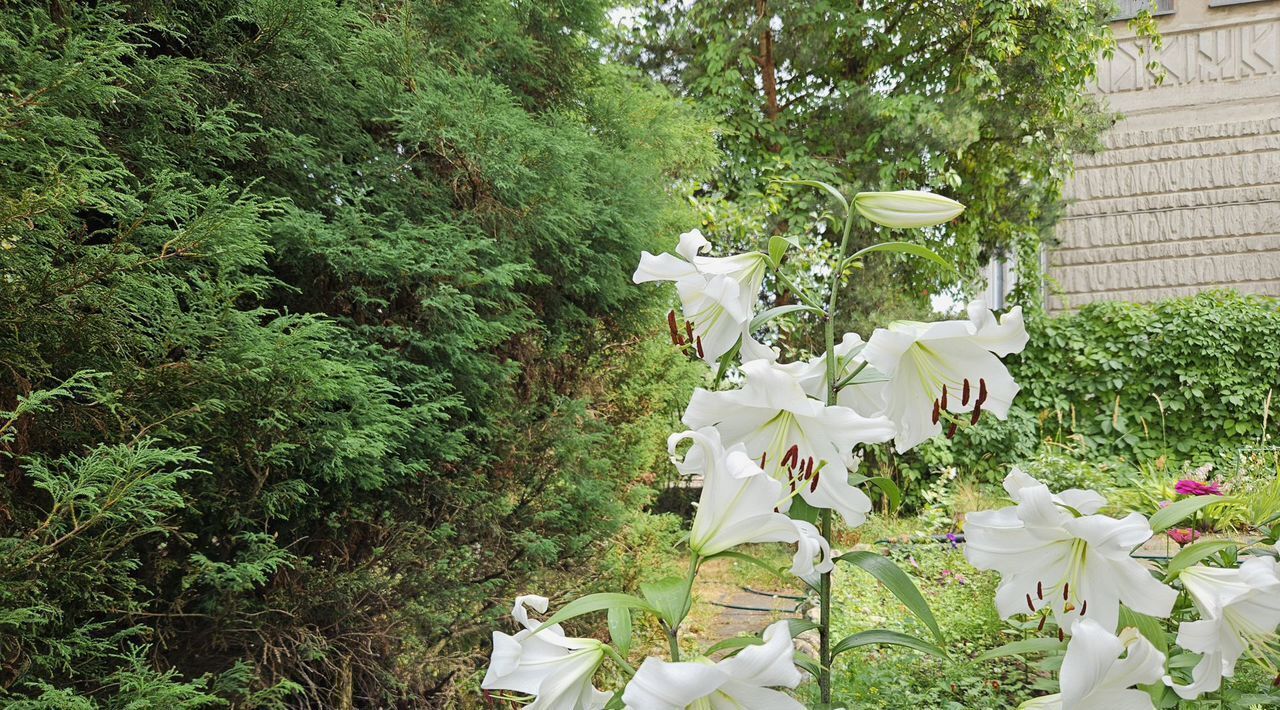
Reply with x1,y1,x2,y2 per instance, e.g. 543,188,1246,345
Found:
481,595,610,710
671,428,833,578
853,190,965,229
1164,553,1280,699
964,470,1177,633
683,359,894,526
862,299,1028,453
1020,619,1165,709
621,620,804,709
634,229,769,364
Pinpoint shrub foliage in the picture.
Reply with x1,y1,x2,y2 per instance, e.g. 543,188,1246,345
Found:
932,292,1280,484
0,1,707,705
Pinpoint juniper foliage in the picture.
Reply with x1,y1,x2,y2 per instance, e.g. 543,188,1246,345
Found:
0,1,709,705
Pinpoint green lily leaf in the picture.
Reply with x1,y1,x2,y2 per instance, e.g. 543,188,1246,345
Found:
749,304,825,331
1148,496,1231,533
847,474,902,511
845,241,952,272
641,577,692,629
1163,538,1239,581
975,636,1066,662
768,234,799,266
703,550,787,581
533,593,655,634
776,178,849,216
831,629,946,659
836,551,943,642
608,606,632,657
1119,605,1169,654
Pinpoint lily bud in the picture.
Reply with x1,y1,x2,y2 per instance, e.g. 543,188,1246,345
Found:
853,190,965,229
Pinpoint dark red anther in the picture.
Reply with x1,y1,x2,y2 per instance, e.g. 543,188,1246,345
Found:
946,422,958,439
695,336,704,359
962,379,971,406
1037,581,1043,600
809,468,821,493
977,378,988,406
1058,628,1065,642
940,384,948,410
781,444,800,470
931,399,940,425
1063,583,1069,601
1026,594,1036,612
760,451,767,468
1037,615,1047,632
970,402,982,425
1273,673,1280,687
667,310,682,345
804,457,815,479
685,320,694,345
1080,600,1087,617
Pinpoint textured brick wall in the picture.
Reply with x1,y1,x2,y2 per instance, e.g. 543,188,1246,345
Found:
1047,2,1280,312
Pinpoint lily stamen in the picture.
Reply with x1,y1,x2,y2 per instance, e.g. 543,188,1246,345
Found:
962,378,971,406
667,310,683,345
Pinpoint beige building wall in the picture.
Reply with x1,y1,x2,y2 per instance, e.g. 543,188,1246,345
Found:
1046,0,1280,312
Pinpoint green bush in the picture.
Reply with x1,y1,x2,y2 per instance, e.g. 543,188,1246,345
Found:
0,1,709,705
942,292,1280,484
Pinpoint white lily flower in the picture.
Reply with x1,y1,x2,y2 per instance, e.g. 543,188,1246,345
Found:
779,332,890,418
964,469,1177,633
481,595,610,710
1019,619,1166,710
862,299,1028,453
682,359,894,526
634,229,770,364
1163,552,1280,699
672,428,833,580
621,620,804,709
853,190,965,229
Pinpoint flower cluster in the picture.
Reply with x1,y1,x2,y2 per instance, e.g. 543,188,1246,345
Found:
966,470,1280,708
478,187,1045,707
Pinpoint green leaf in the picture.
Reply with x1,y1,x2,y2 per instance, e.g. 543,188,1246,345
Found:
1163,539,1239,581
703,635,764,657
974,637,1066,662
641,577,692,628
792,652,821,679
776,179,849,216
787,496,820,525
788,618,820,637
1119,605,1169,654
534,593,655,634
704,550,787,581
608,606,632,657
750,304,825,331
836,551,943,642
831,629,946,659
712,338,743,388
845,241,953,272
1148,496,1231,533
863,476,902,511
768,234,799,266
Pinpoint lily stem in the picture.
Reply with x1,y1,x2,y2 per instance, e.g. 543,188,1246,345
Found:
817,194,859,705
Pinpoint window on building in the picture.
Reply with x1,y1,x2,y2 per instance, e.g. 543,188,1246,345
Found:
1111,0,1176,21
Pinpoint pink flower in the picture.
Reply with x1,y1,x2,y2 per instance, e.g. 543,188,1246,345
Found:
1167,528,1201,546
1175,479,1221,497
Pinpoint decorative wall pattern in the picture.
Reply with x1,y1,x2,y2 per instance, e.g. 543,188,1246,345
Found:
1046,7,1280,313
